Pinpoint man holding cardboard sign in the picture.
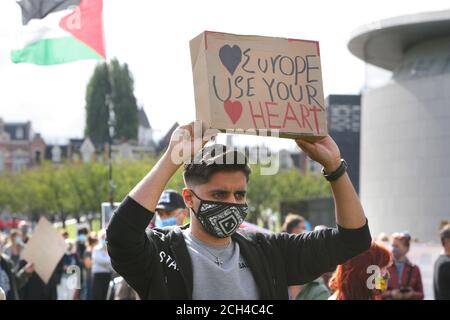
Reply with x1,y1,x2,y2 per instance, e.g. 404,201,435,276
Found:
107,118,371,299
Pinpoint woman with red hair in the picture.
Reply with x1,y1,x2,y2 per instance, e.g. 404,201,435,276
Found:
329,242,392,300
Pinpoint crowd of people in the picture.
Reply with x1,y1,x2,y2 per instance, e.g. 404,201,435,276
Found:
1,192,449,300
1,125,450,301
280,213,450,300
0,220,115,300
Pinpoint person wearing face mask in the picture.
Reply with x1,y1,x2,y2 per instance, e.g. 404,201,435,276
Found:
91,229,113,300
106,121,372,300
3,229,24,268
58,241,80,300
153,190,188,228
434,224,450,300
382,232,424,300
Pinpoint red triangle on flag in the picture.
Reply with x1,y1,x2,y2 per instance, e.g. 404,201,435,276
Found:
59,0,106,59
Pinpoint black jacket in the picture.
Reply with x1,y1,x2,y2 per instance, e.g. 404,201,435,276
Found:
0,254,21,300
107,196,372,300
17,258,62,300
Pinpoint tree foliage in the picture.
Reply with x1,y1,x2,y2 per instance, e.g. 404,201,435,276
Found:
85,58,139,145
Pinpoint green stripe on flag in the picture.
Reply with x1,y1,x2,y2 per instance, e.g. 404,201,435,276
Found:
11,37,103,65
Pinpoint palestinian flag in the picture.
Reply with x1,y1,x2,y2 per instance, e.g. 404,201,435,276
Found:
11,0,106,65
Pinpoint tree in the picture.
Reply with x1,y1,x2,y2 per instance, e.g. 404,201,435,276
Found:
84,58,139,145
110,59,138,142
0,158,332,230
85,62,110,145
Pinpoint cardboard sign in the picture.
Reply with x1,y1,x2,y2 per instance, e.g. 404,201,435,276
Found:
21,217,66,284
190,31,328,140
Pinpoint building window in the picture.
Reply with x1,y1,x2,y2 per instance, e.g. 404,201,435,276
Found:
34,150,41,164
330,104,361,133
12,150,29,172
16,128,24,139
51,146,61,163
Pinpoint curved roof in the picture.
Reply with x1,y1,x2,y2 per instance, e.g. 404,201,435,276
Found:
348,10,450,70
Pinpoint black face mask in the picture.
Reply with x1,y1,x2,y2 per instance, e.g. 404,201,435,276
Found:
189,190,248,238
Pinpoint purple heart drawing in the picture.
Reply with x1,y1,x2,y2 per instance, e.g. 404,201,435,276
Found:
219,45,242,76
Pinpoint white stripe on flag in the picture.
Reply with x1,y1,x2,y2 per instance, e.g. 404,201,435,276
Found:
12,9,74,50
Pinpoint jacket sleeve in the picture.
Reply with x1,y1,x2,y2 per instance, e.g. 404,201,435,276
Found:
268,219,372,285
435,260,450,300
411,265,424,300
106,196,156,299
15,266,33,289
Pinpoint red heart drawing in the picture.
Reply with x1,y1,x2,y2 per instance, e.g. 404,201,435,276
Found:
224,100,243,124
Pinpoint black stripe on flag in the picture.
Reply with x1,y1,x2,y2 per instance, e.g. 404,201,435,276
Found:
17,0,81,25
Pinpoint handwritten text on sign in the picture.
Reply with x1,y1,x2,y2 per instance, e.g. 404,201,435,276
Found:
211,44,324,134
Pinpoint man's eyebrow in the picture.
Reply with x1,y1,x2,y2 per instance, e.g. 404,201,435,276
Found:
208,189,229,194
207,189,247,194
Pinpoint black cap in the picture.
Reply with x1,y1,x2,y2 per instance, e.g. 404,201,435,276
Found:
156,190,186,212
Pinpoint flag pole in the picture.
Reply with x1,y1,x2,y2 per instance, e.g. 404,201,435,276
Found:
105,64,116,210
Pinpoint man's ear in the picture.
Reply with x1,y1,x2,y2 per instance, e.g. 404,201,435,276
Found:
182,187,194,208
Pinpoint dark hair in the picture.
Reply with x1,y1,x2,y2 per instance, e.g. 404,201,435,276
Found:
183,144,251,186
77,228,89,236
282,213,305,233
440,225,450,246
88,235,98,248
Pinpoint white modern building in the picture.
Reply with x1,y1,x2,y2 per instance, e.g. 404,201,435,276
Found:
348,10,450,242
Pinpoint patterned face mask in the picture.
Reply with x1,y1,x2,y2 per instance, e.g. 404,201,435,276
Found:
189,190,248,238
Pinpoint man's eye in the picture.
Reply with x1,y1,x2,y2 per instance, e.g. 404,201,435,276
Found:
213,193,226,199
235,193,246,200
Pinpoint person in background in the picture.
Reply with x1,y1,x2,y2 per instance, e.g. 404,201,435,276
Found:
0,232,6,253
91,229,113,300
376,232,390,243
17,220,30,244
0,253,34,300
434,224,450,300
6,218,19,230
70,227,89,300
3,229,24,268
281,213,306,235
154,189,188,228
18,258,63,300
81,233,98,300
382,232,424,300
58,240,81,300
329,242,392,300
61,230,69,240
76,228,89,261
295,225,332,300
